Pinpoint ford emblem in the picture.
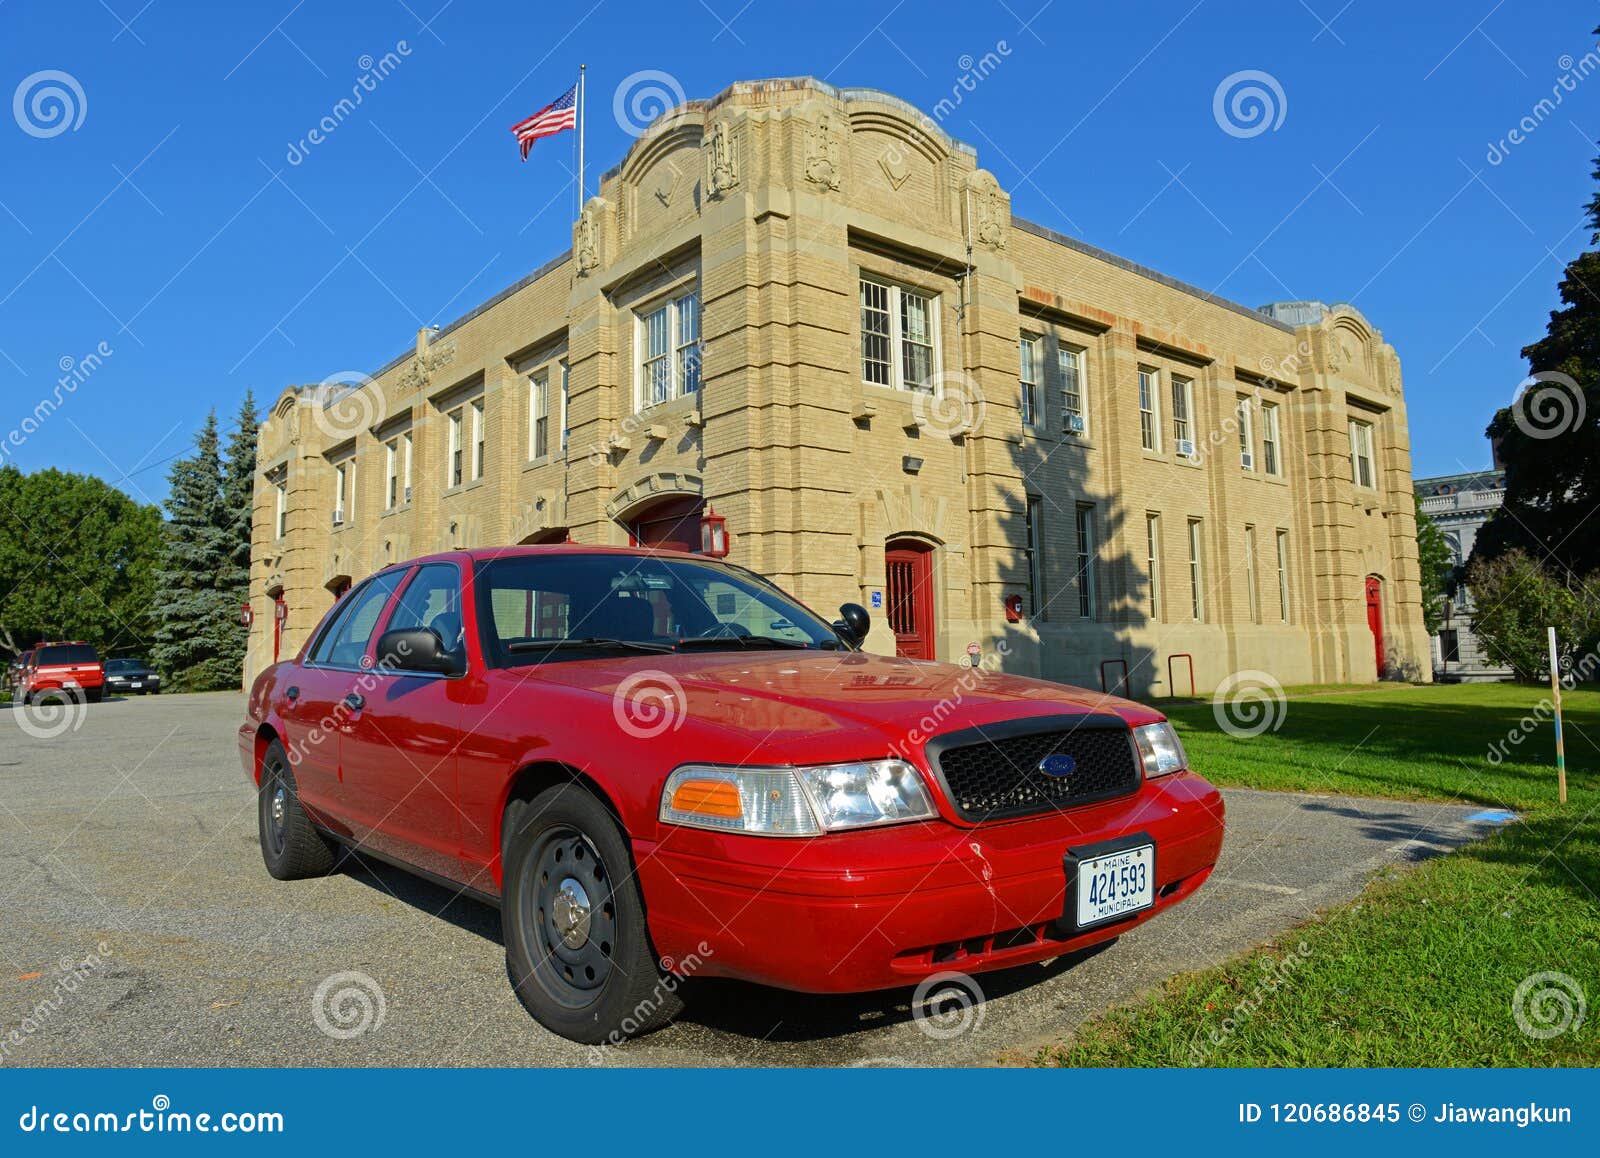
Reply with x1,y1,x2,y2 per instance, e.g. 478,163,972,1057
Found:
1039,753,1077,778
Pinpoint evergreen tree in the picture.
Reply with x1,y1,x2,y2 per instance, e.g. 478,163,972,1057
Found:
1414,495,1455,638
217,391,259,684
152,412,236,690
1476,34,1600,579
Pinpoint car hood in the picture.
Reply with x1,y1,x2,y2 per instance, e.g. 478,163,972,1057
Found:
520,649,1159,757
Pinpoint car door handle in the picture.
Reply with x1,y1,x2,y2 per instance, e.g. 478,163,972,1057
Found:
285,685,299,702
344,692,365,711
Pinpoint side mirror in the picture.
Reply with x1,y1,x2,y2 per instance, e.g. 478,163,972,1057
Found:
375,627,460,676
833,602,871,648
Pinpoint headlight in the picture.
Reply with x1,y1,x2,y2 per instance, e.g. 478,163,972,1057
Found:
1132,722,1187,777
660,760,937,836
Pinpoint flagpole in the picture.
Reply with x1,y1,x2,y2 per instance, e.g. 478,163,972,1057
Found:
577,64,586,214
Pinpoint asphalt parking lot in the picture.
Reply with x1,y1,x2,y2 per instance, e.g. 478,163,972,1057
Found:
1,691,1504,1067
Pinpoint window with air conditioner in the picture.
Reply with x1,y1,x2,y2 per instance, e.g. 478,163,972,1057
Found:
1060,345,1088,435
1237,397,1255,471
332,461,350,527
1172,376,1195,457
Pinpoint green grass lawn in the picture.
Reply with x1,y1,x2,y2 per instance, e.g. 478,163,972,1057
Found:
1036,682,1600,1067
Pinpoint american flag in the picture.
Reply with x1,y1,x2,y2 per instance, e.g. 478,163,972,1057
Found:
511,85,577,160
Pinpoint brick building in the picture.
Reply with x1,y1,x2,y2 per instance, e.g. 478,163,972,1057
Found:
247,77,1429,694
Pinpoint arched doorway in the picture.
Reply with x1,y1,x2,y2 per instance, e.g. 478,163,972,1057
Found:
1365,575,1384,677
886,539,936,660
627,495,704,553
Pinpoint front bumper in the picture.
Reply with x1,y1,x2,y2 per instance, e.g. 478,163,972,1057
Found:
106,677,160,693
636,770,1224,993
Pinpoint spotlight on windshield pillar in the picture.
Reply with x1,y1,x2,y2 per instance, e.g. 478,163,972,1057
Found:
700,505,729,557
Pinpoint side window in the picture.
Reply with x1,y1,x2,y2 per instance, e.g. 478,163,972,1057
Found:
387,563,467,666
310,573,403,667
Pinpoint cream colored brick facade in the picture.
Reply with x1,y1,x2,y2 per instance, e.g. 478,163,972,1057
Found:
247,78,1429,695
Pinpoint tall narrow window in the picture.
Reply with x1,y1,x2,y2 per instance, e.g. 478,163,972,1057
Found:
1146,513,1162,621
676,293,700,394
401,432,412,504
1275,529,1291,622
1261,402,1281,475
559,361,570,452
1187,519,1204,621
1244,525,1259,624
1171,375,1194,454
273,474,288,539
860,277,941,393
860,278,891,385
1024,495,1044,617
447,408,463,487
1060,345,1087,434
1075,504,1096,619
529,372,549,460
642,304,671,407
384,438,399,510
1019,334,1043,429
470,399,485,481
333,461,350,526
1237,397,1255,470
1348,418,1375,488
1138,367,1160,451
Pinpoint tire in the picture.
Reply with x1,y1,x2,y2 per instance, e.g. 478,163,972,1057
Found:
257,739,337,880
502,784,682,1045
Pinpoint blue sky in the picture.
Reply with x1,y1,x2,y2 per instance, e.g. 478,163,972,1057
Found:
1,0,1596,503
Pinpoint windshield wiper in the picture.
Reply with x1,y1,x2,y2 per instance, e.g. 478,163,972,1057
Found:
507,637,676,655
672,634,836,651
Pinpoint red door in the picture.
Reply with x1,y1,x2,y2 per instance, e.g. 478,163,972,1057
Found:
886,541,935,660
630,496,703,553
1365,576,1384,677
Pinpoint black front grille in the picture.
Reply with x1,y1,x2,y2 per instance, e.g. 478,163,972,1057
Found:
927,715,1142,821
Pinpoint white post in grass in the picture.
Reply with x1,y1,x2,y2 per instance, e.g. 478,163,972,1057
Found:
1548,626,1567,805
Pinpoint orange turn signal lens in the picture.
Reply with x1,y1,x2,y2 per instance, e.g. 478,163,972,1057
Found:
669,778,743,819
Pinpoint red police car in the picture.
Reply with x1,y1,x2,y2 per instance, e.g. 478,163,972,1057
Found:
239,546,1224,1044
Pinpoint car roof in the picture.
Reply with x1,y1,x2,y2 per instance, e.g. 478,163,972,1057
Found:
379,544,710,573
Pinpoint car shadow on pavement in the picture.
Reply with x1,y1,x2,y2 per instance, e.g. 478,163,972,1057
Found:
325,845,1120,1045
334,850,504,944
666,939,1118,1044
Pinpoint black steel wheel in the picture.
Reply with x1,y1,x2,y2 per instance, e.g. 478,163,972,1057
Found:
257,739,337,880
503,783,683,1044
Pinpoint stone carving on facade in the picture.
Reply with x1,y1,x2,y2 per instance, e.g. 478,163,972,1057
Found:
804,115,841,192
397,333,456,391
1384,348,1403,394
878,143,911,191
707,119,739,196
575,201,601,274
965,171,1007,251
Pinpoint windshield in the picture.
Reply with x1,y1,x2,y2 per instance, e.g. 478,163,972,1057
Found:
105,659,145,673
36,645,99,666
476,553,842,666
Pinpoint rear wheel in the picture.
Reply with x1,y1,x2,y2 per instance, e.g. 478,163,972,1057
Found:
257,739,337,880
503,784,682,1044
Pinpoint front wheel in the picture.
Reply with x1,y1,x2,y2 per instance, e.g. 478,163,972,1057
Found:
257,740,337,880
503,784,682,1045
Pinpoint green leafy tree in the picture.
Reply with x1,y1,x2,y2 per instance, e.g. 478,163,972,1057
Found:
1467,550,1600,681
152,413,238,690
0,466,162,659
1477,43,1600,577
1414,494,1455,637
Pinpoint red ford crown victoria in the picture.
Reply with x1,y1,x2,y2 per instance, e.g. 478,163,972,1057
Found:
240,546,1224,1043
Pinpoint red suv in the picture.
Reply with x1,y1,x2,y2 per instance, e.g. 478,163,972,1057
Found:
240,547,1224,1044
20,642,105,704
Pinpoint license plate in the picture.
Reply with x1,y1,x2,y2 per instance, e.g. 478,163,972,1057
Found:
1073,843,1155,929
130,682,141,689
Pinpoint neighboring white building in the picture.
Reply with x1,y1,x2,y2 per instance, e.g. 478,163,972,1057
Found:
1415,458,1511,681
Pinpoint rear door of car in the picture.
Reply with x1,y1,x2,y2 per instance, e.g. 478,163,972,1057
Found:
280,572,406,822
337,561,468,882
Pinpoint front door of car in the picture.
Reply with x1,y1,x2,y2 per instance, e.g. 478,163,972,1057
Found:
278,573,404,823
338,562,468,883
